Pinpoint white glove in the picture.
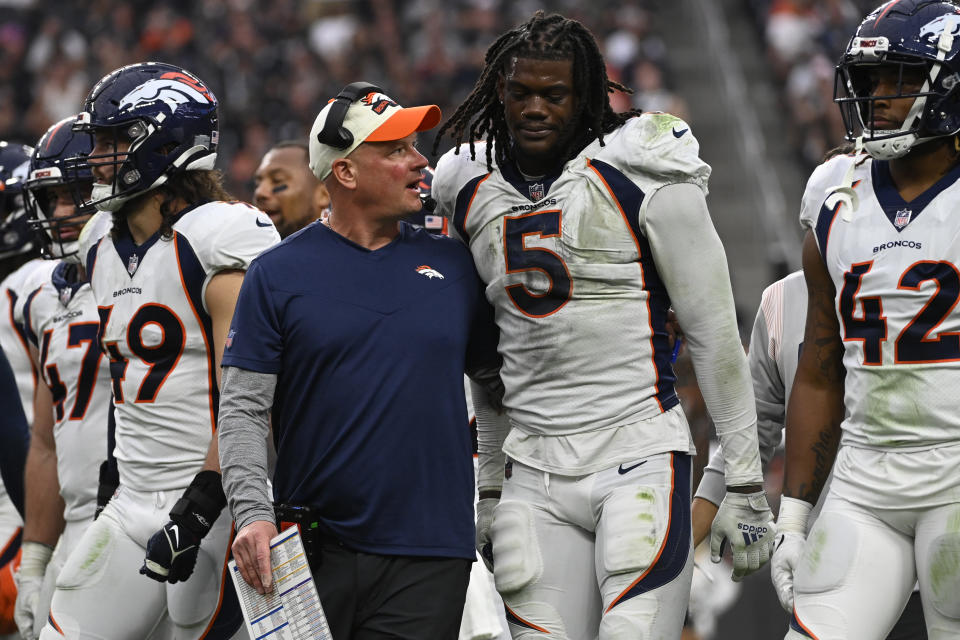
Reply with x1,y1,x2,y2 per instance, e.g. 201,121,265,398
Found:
709,490,777,582
771,497,812,612
475,497,497,572
14,541,54,640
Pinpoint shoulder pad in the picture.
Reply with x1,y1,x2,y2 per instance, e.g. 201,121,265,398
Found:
433,143,492,219
798,153,867,232
592,114,711,195
175,201,281,273
78,211,112,261
7,259,56,325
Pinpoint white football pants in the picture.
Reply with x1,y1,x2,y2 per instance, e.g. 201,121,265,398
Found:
491,452,693,639
786,462,960,639
38,485,242,639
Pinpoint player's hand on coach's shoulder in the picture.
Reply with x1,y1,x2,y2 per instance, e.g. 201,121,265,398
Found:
771,496,811,612
233,519,278,595
709,485,777,582
141,470,227,583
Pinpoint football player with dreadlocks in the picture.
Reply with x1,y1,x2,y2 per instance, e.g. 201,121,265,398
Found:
36,62,279,640
431,11,775,639
774,1,960,638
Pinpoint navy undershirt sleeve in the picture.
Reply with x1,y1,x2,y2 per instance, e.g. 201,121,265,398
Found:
0,346,28,516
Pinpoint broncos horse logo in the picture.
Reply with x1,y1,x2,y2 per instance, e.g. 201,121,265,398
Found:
416,265,444,279
920,13,960,42
118,75,212,116
360,92,398,115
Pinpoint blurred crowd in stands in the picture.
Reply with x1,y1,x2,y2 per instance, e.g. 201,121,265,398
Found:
0,0,688,200
749,0,881,171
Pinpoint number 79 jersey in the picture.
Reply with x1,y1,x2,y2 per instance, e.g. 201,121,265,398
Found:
800,153,960,450
432,114,709,471
85,202,280,491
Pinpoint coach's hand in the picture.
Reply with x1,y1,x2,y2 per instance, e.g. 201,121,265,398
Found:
141,470,226,583
475,497,498,572
710,488,777,582
233,520,278,595
771,497,812,611
14,541,53,640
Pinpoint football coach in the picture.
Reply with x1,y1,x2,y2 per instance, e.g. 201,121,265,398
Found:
217,82,502,639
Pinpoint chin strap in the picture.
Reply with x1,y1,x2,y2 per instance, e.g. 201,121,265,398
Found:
826,136,865,222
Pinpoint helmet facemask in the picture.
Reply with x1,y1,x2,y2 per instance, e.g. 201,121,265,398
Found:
0,142,36,261
71,116,154,213
835,23,960,160
25,172,94,262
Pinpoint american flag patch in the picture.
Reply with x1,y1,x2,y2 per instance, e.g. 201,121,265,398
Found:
225,329,235,348
424,215,444,230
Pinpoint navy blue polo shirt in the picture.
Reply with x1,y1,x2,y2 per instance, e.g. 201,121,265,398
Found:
222,221,499,559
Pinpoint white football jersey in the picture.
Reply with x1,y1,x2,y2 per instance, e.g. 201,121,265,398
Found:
752,270,807,425
86,202,279,490
433,114,708,474
800,153,960,452
21,262,111,521
1,258,57,423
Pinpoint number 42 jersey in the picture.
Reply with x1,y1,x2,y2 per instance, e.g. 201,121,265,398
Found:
432,114,710,474
85,202,280,491
800,153,960,451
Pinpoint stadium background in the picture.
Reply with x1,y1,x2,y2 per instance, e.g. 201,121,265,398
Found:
0,0,881,638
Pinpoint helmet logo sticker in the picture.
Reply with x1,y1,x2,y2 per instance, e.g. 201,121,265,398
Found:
920,14,960,43
158,71,212,100
118,78,212,117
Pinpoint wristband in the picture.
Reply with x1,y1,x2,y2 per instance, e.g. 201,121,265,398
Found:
19,541,54,577
777,496,813,535
170,470,227,537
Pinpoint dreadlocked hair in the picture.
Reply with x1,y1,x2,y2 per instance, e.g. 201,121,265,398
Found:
433,11,640,171
112,169,232,240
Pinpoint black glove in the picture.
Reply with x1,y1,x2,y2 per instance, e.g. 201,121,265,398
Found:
94,460,120,520
140,470,226,583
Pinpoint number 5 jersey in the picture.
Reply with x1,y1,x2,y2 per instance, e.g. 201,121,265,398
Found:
432,113,759,480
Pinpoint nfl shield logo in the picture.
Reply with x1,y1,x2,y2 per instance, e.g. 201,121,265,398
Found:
59,287,72,307
894,208,912,229
528,182,545,202
127,253,139,276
